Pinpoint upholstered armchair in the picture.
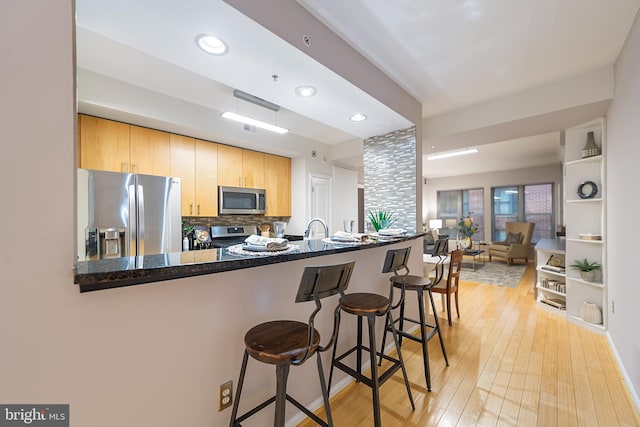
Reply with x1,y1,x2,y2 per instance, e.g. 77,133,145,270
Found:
488,222,535,265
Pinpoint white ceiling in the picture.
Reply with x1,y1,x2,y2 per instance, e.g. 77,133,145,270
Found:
76,0,640,178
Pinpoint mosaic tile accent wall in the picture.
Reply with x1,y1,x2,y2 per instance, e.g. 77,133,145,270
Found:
364,127,417,232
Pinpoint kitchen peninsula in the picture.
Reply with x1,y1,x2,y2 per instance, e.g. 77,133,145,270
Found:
74,234,425,292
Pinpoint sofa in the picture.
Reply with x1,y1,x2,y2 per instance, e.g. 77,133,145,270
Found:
488,222,535,265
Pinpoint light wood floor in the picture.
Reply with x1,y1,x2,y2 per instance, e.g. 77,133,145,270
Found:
299,263,640,426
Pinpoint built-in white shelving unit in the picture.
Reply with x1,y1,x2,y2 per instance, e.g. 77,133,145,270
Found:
562,118,607,334
535,239,567,315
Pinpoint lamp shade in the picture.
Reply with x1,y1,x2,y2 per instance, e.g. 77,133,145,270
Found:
428,219,442,229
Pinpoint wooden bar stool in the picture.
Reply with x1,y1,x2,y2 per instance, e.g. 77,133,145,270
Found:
229,261,355,427
379,238,449,391
328,247,415,427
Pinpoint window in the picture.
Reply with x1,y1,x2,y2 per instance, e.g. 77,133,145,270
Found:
492,183,554,243
436,188,484,241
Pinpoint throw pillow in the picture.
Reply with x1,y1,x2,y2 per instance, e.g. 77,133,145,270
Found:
505,232,522,245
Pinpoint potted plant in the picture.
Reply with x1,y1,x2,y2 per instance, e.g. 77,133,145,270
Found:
570,258,601,282
182,220,194,250
368,209,396,232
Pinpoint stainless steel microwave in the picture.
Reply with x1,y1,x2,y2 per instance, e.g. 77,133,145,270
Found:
218,186,266,214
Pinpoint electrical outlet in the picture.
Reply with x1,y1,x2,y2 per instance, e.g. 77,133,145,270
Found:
218,381,233,411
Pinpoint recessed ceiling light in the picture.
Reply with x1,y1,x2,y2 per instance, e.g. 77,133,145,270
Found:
349,113,367,122
295,86,317,97
195,34,228,55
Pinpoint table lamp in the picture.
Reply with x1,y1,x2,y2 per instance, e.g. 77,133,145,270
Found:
428,219,442,235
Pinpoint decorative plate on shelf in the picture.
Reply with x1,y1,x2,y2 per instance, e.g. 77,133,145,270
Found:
577,180,598,199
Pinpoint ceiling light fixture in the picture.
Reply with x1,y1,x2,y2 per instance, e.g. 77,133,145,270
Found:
221,111,289,134
349,113,367,122
426,148,479,160
195,34,228,55
232,89,280,111
295,86,317,97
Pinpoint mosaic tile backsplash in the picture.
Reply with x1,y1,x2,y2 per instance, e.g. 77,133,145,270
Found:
363,126,417,232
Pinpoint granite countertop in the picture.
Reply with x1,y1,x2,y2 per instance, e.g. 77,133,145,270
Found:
74,233,424,292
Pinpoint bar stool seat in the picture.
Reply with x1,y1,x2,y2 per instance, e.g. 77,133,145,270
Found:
230,261,355,427
328,247,416,427
338,293,389,315
245,320,319,365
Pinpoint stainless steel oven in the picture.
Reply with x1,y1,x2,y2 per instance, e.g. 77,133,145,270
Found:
218,186,266,215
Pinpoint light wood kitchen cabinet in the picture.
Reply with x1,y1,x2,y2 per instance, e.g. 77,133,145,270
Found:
129,125,171,176
264,153,291,216
217,145,264,188
170,135,218,217
194,139,218,216
79,115,171,177
78,115,130,172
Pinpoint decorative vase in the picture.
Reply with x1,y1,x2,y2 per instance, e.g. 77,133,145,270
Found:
581,131,601,158
580,302,602,324
580,270,596,282
457,235,472,250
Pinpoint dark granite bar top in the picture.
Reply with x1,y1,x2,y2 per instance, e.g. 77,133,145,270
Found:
74,233,425,292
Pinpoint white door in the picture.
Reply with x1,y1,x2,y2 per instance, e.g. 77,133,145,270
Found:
310,174,332,237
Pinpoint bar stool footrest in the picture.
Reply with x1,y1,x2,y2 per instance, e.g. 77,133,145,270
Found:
233,394,329,427
390,316,440,342
333,345,403,389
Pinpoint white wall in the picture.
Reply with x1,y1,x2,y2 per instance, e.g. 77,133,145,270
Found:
423,164,563,241
606,6,640,405
332,166,359,233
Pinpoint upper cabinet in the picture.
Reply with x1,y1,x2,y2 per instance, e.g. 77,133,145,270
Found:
170,135,219,217
79,115,170,177
217,145,264,189
78,115,130,172
129,125,171,176
264,154,291,216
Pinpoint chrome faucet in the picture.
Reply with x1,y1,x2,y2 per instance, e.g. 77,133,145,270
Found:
303,217,329,239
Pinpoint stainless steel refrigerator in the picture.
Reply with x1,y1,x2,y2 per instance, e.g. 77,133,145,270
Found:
77,168,182,261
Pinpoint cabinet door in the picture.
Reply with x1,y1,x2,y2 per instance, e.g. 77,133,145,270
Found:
195,139,218,216
170,134,196,216
264,154,291,216
217,144,243,187
242,150,264,189
130,125,171,176
79,114,130,172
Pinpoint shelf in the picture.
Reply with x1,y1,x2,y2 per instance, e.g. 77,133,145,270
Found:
565,238,604,244
536,266,566,278
566,277,604,288
536,284,566,297
566,314,606,335
566,198,604,203
536,299,566,316
565,155,603,166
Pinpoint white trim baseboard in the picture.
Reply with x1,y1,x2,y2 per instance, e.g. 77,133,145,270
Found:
607,331,640,414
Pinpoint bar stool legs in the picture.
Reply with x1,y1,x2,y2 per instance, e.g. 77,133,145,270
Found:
328,313,415,426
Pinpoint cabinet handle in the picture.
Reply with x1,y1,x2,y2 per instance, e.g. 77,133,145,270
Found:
190,204,193,215
197,204,200,216
238,177,241,187
132,163,138,173
121,162,127,173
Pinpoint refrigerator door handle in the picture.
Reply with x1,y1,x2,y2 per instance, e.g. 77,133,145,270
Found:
137,184,145,256
128,184,137,256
